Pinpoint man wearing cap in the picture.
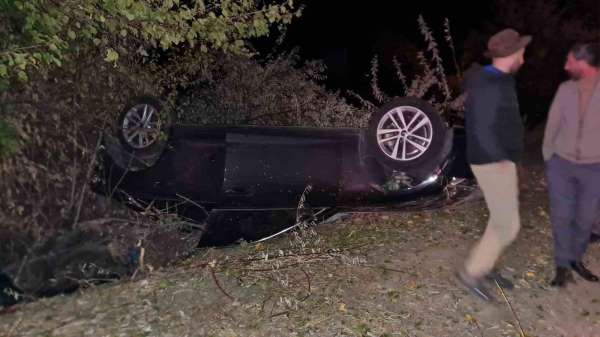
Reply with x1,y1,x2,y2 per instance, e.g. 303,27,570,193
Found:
543,41,600,287
456,28,531,302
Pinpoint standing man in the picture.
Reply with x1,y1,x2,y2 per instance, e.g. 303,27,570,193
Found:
457,28,531,302
543,42,600,287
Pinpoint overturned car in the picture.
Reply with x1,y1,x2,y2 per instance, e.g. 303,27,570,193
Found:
93,96,474,245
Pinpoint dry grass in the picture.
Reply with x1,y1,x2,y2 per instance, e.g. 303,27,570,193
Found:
1,161,599,337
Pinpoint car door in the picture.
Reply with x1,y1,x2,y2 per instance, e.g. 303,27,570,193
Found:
105,127,227,206
221,130,342,208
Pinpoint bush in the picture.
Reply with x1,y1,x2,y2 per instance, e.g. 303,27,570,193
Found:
175,51,368,127
0,48,157,236
0,0,303,262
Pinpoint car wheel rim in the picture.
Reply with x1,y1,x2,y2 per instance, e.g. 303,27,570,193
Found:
376,106,433,161
121,104,161,149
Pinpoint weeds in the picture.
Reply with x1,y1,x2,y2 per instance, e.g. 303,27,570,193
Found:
351,16,466,121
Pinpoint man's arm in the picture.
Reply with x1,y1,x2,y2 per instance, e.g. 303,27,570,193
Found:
542,85,563,161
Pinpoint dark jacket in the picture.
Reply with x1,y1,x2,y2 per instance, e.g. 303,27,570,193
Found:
463,64,524,165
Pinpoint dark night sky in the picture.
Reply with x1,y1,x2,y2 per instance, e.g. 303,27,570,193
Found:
255,0,598,126
285,1,490,45
270,0,494,91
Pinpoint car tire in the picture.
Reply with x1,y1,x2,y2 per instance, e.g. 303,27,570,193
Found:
117,96,172,158
367,97,447,179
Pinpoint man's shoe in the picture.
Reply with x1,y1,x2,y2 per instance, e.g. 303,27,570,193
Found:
455,269,497,302
550,267,574,287
570,261,599,282
485,270,514,290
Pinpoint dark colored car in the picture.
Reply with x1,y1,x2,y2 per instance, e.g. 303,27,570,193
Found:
93,96,474,245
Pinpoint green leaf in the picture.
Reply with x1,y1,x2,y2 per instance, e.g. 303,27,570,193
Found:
52,57,62,67
124,10,135,21
104,48,119,63
0,0,300,88
17,70,28,82
14,53,26,66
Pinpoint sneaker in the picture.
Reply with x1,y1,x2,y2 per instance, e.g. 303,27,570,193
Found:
570,261,599,282
455,269,497,302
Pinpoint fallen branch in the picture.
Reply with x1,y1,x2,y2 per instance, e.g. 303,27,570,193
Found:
72,136,102,228
238,262,303,273
3,315,22,337
231,247,359,264
299,268,312,302
209,266,234,302
361,264,406,273
64,276,120,286
75,217,132,229
175,193,209,218
495,280,526,337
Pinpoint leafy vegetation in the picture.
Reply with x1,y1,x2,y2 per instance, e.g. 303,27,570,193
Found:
0,0,300,82
0,0,302,245
352,16,465,123
0,0,302,155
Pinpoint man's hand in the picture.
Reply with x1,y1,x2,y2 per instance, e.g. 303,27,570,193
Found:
497,160,513,167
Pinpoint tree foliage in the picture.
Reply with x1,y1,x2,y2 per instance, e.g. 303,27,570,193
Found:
0,0,300,83
0,0,303,239
0,0,301,156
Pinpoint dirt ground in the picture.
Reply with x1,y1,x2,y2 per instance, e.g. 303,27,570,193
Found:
1,138,600,337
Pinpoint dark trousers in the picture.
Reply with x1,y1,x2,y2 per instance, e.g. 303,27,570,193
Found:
546,155,600,267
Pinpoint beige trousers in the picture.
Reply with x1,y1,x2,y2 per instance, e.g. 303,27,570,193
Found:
465,162,521,278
